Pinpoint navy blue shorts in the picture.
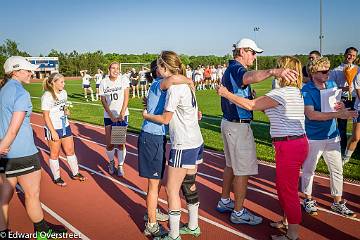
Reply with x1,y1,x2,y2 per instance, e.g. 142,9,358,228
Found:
353,111,360,123
83,84,90,89
44,125,72,141
138,131,166,179
104,116,129,127
168,144,204,169
96,84,100,88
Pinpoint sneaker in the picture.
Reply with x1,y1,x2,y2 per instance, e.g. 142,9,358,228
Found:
72,172,86,181
108,161,115,175
230,208,263,225
303,198,318,216
117,165,125,177
216,199,234,213
179,224,201,237
53,178,67,187
144,222,167,237
144,209,169,222
331,200,357,217
36,222,67,240
158,235,181,240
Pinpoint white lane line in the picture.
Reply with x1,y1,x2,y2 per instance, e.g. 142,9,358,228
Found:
15,185,90,240
31,122,360,222
36,146,255,240
29,115,360,188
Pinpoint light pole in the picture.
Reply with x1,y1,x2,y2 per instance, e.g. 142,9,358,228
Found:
254,26,260,70
319,0,324,54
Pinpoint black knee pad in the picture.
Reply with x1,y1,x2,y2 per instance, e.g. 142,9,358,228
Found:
181,174,199,204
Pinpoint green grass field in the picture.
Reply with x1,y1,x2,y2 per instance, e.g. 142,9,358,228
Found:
25,79,360,180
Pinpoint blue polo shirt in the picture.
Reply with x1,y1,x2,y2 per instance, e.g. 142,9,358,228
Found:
221,60,253,121
141,78,167,135
0,79,38,158
302,80,339,140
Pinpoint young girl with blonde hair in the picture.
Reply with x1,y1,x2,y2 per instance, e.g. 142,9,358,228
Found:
41,73,85,186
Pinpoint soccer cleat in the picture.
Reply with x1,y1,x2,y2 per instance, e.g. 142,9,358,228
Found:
108,161,116,175
303,199,318,216
179,224,201,237
144,208,169,222
72,172,86,182
117,165,125,177
144,222,167,238
216,199,234,213
230,208,263,225
53,178,67,187
331,200,356,217
36,222,67,240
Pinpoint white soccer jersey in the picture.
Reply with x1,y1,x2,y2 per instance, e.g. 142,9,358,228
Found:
139,70,147,82
41,90,69,130
82,74,92,85
186,69,193,79
94,73,103,85
165,84,203,150
99,75,130,118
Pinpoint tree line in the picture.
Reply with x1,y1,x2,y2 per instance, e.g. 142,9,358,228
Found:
0,39,348,77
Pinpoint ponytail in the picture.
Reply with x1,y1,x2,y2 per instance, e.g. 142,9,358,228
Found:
0,74,11,89
43,73,64,101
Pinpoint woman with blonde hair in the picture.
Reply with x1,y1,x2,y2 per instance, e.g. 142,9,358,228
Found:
143,51,204,240
217,56,308,240
41,72,85,186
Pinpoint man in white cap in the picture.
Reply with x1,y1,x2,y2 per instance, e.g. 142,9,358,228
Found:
216,38,298,225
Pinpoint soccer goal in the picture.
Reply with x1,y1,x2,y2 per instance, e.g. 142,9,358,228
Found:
120,63,150,73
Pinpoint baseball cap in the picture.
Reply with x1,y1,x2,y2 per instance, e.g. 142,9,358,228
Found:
4,56,39,74
234,38,264,53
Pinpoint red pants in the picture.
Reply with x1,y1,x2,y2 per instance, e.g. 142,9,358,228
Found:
274,136,309,224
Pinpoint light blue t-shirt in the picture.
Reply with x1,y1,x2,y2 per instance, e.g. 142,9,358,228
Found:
0,79,38,158
141,78,167,135
302,80,339,140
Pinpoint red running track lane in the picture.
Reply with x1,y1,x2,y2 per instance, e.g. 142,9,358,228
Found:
7,113,360,240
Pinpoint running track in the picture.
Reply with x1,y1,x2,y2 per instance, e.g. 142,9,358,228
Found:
8,113,360,240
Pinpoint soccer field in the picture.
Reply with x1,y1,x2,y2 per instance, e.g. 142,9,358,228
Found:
25,79,360,180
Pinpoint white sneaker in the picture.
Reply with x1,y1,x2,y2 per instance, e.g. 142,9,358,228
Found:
117,165,125,177
303,198,318,216
108,161,115,175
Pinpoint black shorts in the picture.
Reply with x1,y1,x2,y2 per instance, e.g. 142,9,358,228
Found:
0,153,41,178
137,131,166,179
131,80,139,86
139,80,147,86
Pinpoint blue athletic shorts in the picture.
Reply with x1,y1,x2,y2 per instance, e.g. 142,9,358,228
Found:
138,131,166,179
104,116,129,127
83,84,90,88
353,111,360,123
96,84,100,88
168,144,204,169
44,125,72,141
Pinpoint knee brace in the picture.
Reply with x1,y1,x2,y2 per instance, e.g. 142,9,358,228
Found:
181,174,199,204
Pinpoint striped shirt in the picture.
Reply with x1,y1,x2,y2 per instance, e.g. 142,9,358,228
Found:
264,87,305,137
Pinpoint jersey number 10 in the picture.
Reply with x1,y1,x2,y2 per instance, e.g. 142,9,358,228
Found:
109,93,119,101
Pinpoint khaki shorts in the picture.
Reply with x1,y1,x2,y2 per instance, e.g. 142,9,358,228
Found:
221,119,258,176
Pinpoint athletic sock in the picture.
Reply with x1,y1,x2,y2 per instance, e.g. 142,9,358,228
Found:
95,93,99,100
49,159,60,180
117,147,126,165
169,210,181,239
66,155,79,176
106,149,115,163
187,202,199,230
233,208,244,216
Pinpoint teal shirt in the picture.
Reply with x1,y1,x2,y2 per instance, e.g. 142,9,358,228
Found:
0,79,38,158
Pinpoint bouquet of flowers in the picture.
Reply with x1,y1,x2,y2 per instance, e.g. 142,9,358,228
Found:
343,64,358,100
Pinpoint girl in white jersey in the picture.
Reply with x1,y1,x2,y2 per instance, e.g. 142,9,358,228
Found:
94,68,104,101
41,73,85,186
143,51,204,240
99,62,130,177
80,70,95,101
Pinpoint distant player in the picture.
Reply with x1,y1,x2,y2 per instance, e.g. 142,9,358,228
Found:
99,62,130,177
129,68,140,98
139,66,150,98
80,70,95,101
94,68,104,100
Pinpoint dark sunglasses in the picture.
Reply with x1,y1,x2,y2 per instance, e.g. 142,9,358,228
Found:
244,48,256,55
317,70,329,74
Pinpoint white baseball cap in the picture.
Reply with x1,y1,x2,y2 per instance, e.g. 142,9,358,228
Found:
234,38,264,53
4,56,39,74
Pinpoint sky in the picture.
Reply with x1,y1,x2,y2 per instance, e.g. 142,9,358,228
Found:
0,0,359,56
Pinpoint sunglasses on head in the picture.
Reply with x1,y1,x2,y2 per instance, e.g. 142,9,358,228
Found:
244,48,256,55
317,70,329,74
